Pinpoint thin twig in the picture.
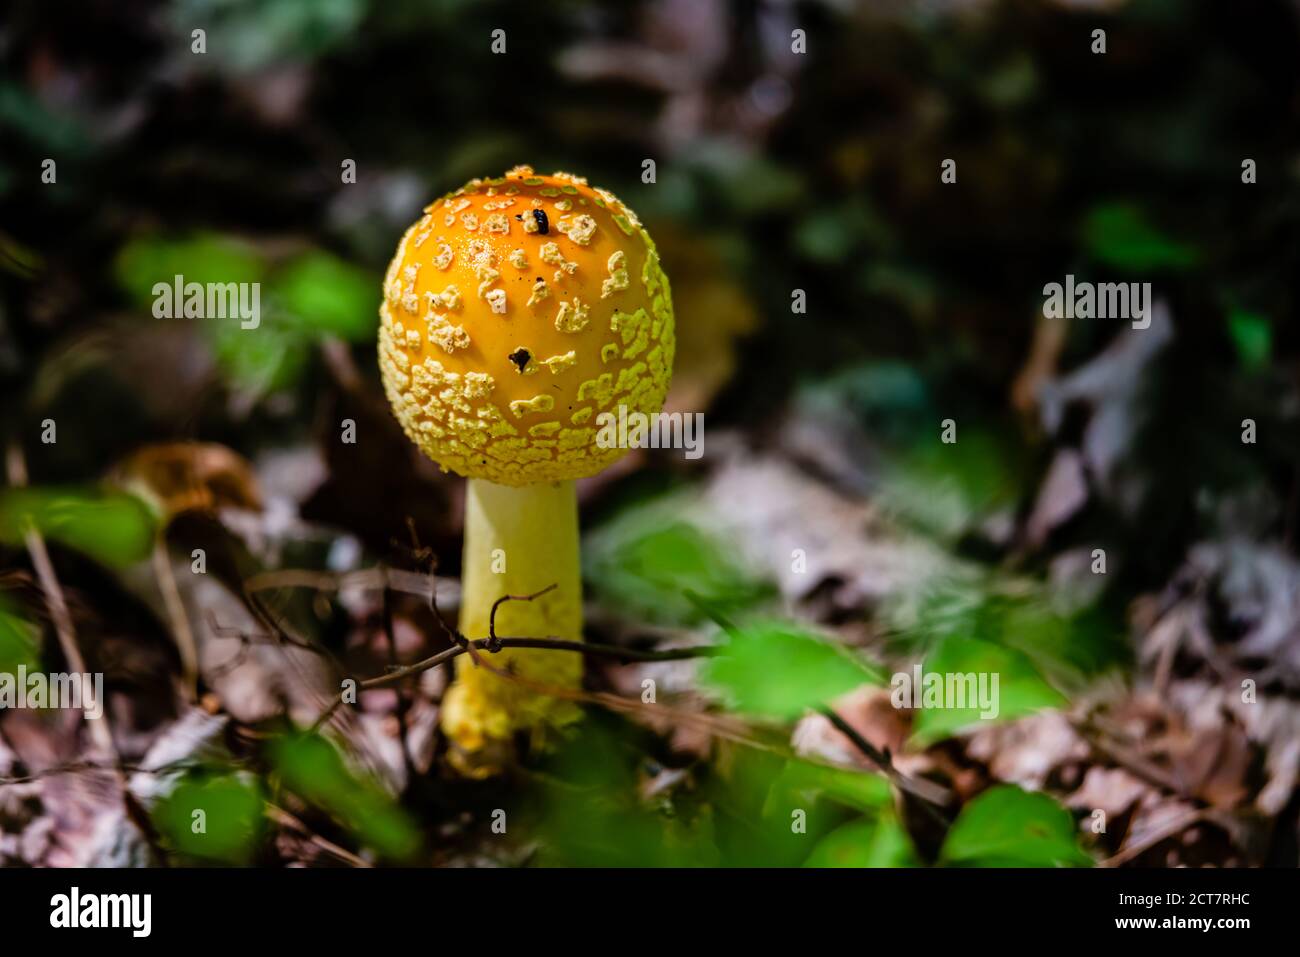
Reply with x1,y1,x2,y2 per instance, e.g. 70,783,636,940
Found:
245,567,441,601
265,803,372,868
1100,807,1210,868
379,566,416,782
154,535,199,702
1071,716,1190,798
488,583,558,645
308,632,716,733
819,707,953,812
0,756,200,787
4,442,117,763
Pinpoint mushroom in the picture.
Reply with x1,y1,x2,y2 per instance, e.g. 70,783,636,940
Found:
377,166,675,773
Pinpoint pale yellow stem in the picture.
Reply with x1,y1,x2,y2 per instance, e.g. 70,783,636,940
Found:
440,478,583,773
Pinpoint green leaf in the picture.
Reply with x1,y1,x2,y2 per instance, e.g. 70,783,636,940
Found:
882,429,1023,540
535,720,720,867
1227,310,1271,371
804,813,921,868
153,772,264,864
270,733,420,862
939,785,1092,867
208,308,308,394
0,487,155,567
886,578,1126,680
767,759,893,815
273,251,377,341
909,635,1066,743
0,597,40,673
585,513,768,626
1081,203,1198,271
114,233,265,306
702,620,881,719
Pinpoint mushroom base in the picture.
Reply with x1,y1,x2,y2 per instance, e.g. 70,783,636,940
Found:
441,478,584,774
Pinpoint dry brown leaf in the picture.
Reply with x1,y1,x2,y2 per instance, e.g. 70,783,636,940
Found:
112,442,262,518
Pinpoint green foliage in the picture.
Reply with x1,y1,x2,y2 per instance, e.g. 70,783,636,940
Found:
804,813,921,868
207,317,307,395
1081,203,1198,271
888,577,1126,683
909,635,1066,743
1227,309,1271,372
270,733,421,862
115,234,266,302
764,758,893,816
883,428,1024,540
0,487,155,567
532,717,902,867
716,748,899,867
534,720,720,867
153,771,264,865
114,234,379,393
702,619,881,719
0,597,41,674
939,785,1092,867
273,251,376,342
171,0,366,73
584,512,770,626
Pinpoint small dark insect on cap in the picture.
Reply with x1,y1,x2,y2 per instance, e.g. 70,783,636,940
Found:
533,209,549,234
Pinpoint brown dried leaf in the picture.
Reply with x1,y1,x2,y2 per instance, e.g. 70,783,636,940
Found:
112,442,262,518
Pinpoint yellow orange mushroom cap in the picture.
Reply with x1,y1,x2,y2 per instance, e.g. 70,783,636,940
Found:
378,166,675,486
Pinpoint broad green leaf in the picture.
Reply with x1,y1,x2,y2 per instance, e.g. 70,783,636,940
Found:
909,635,1066,743
585,513,768,625
0,597,40,673
153,772,263,864
271,733,420,862
208,310,308,393
805,813,921,868
702,620,880,719
0,488,155,567
939,785,1092,867
1081,203,1198,271
273,251,377,341
115,233,265,306
766,759,892,816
